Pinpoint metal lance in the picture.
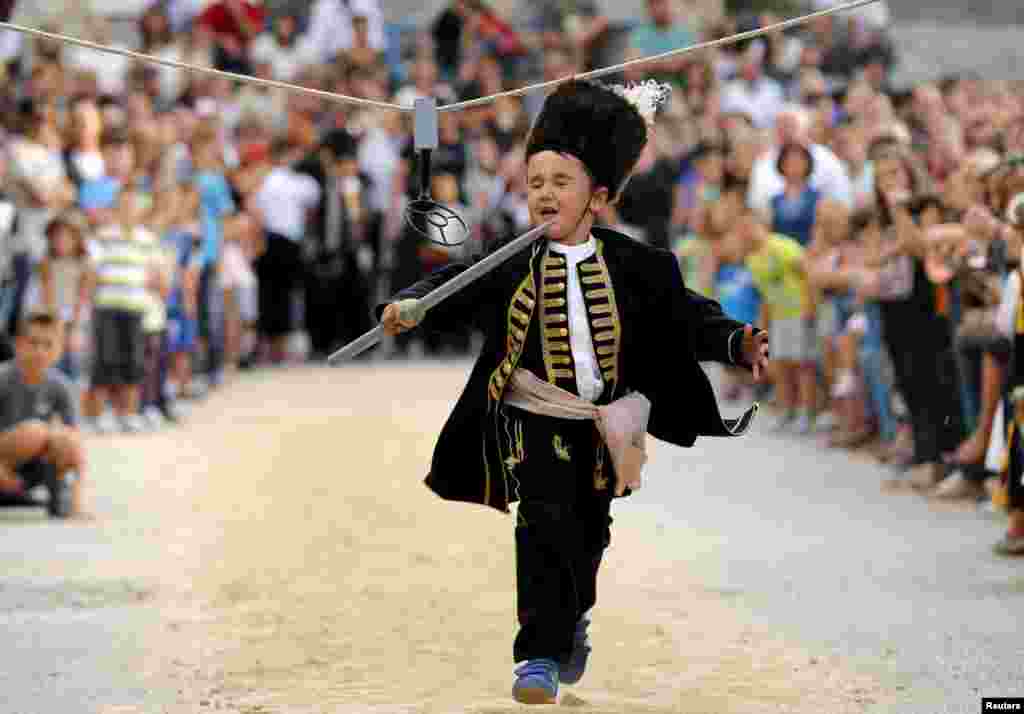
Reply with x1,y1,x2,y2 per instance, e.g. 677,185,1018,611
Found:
327,220,554,364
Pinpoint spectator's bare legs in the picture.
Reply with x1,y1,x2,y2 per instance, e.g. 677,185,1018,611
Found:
1009,510,1024,540
798,361,818,423
945,352,1006,466
223,287,241,374
820,334,836,413
170,352,192,398
90,386,111,421
830,332,872,446
0,420,50,493
82,388,103,421
113,385,141,419
269,335,289,364
774,361,797,420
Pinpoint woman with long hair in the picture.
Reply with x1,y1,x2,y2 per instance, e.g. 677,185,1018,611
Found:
866,147,964,489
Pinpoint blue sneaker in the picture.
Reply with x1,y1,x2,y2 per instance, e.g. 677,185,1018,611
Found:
559,615,592,684
512,658,559,704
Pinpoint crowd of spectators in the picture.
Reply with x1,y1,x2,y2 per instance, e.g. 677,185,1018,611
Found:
1,0,1024,553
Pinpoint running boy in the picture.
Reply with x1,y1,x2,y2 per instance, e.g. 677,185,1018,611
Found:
377,79,769,704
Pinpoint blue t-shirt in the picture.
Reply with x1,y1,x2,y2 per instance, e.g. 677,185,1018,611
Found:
163,229,196,315
715,262,761,326
78,176,121,212
194,171,235,267
771,186,821,247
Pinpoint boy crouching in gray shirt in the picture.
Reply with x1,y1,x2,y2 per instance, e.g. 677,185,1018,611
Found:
0,311,86,518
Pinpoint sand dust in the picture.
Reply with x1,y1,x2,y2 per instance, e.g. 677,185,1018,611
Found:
24,363,891,713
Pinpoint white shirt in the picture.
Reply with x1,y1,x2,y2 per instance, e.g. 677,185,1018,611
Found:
549,236,604,403
65,45,131,97
720,77,785,129
748,143,854,214
358,126,401,213
249,32,316,83
0,29,23,64
393,83,457,108
7,140,68,259
305,0,386,63
253,167,322,242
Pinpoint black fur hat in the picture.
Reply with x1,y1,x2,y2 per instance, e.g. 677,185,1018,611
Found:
525,79,665,199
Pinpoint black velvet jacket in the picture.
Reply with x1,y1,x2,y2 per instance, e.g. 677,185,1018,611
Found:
379,226,759,514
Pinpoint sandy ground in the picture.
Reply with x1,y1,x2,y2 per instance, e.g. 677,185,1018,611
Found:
3,362,898,714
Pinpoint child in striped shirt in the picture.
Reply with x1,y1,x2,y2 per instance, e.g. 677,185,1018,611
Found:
86,187,162,434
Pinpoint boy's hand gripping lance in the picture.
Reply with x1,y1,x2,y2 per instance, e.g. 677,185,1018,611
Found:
327,218,553,364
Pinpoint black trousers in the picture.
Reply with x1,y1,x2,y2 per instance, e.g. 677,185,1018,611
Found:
304,257,374,357
882,309,963,464
254,233,304,339
502,407,613,664
1007,397,1024,511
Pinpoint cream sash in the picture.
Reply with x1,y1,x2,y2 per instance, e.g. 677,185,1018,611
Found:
505,369,650,495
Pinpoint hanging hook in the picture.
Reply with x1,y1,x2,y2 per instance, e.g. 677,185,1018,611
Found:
404,97,469,247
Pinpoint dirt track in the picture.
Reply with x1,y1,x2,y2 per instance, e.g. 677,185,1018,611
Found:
3,363,892,713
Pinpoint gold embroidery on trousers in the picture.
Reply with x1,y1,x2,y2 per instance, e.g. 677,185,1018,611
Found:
505,418,525,472
553,435,571,462
594,445,608,490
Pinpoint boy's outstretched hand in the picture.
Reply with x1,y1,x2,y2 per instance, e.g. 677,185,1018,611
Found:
381,299,425,336
741,324,770,382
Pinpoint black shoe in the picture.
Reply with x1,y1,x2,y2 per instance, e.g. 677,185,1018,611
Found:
46,471,74,519
160,400,186,424
0,490,38,508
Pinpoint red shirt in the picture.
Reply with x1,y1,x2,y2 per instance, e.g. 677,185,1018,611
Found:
197,1,267,50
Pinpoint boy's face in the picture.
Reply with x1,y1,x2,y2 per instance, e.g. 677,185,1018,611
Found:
16,323,63,377
526,150,605,242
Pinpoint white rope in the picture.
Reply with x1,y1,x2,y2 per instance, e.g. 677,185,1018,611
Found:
0,20,412,113
0,0,878,116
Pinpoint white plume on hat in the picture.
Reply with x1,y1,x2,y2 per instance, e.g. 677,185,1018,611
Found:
611,79,672,125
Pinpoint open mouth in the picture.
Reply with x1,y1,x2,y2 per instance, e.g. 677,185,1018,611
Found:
538,207,559,219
